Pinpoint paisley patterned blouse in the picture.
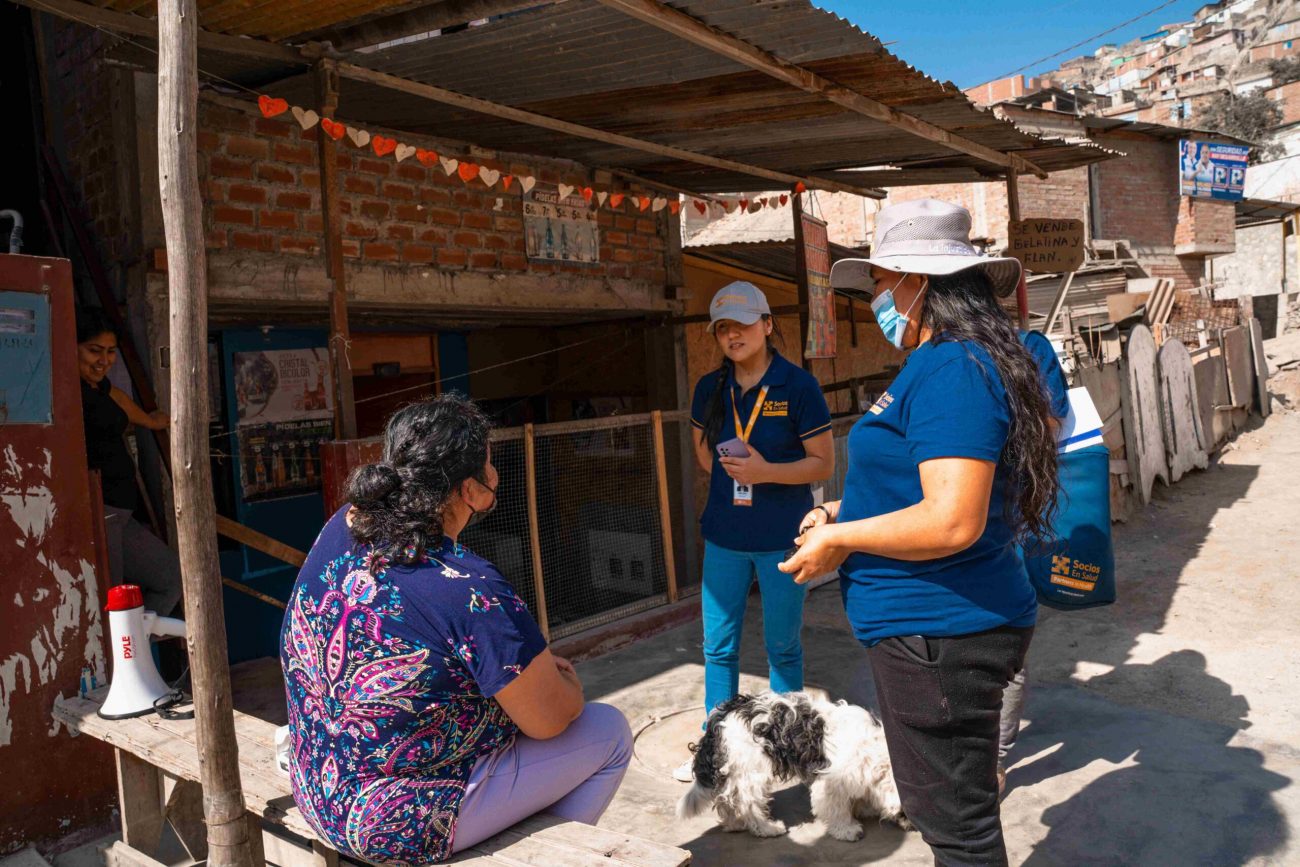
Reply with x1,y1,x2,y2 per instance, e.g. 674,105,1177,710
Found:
280,507,547,865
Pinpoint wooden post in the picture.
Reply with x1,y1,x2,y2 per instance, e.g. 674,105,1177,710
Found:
650,411,680,603
314,60,358,441
792,193,811,370
1006,171,1029,329
523,424,550,640
156,0,255,862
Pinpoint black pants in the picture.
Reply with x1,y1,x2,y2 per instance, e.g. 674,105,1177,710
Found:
867,625,1033,867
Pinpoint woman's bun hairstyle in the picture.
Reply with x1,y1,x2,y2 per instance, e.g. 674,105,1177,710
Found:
347,462,402,508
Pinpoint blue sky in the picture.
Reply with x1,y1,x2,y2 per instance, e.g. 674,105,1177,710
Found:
817,0,1208,89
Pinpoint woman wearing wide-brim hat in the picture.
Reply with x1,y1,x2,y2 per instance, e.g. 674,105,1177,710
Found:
779,199,1059,865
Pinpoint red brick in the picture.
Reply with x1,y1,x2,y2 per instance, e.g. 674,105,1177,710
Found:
206,180,225,202
301,171,320,187
360,200,390,220
629,233,649,249
301,127,319,143
605,231,628,246
346,221,378,239
197,131,219,150
428,208,459,226
596,211,614,228
493,215,523,232
615,216,637,231
381,182,416,201
213,205,255,226
501,253,527,271
227,183,267,205
259,209,298,230
231,231,274,252
255,118,293,138
635,219,655,234
278,236,319,255
402,244,435,263
437,248,468,267
452,231,480,247
386,224,414,241
204,105,250,133
419,187,452,206
394,204,426,222
304,214,324,233
336,153,352,170
206,228,227,249
344,175,378,195
342,240,361,259
210,155,253,180
363,242,399,261
539,168,560,183
463,211,492,229
274,142,315,165
226,135,269,159
395,164,426,182
469,252,498,269
612,248,635,264
483,234,510,250
277,191,313,210
418,228,448,243
357,159,392,177
257,164,296,184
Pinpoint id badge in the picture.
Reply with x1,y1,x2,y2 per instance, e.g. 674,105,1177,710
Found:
733,479,754,507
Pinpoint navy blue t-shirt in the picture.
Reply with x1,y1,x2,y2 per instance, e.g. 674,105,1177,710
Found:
691,352,832,553
1020,330,1070,420
838,339,1037,645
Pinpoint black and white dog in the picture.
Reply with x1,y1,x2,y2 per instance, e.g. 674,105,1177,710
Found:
677,692,911,840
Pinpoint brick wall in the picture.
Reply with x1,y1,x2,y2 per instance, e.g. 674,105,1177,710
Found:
963,75,1035,107
1269,80,1300,126
199,95,668,285
1174,195,1236,253
1092,133,1181,247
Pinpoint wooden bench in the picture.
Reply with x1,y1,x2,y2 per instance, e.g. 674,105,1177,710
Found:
53,659,689,867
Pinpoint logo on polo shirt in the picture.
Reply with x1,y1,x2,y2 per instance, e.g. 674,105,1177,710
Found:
868,392,894,415
762,399,788,417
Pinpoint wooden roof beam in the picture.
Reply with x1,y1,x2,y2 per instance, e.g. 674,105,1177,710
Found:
319,0,566,53
334,61,886,197
591,0,1050,180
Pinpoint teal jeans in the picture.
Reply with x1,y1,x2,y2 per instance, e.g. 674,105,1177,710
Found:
701,541,807,720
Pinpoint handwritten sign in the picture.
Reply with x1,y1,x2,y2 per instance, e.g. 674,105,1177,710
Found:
1007,218,1085,274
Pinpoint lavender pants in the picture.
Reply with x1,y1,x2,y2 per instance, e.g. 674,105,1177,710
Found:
450,702,633,853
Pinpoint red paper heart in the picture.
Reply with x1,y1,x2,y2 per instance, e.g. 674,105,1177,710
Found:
723,201,734,213
258,95,288,118
581,187,594,204
320,118,345,140
502,175,514,190
794,182,807,194
458,162,480,182
610,193,626,208
637,196,651,212
779,194,789,206
739,198,749,210
693,200,707,215
669,201,681,215
415,148,438,167
372,135,397,157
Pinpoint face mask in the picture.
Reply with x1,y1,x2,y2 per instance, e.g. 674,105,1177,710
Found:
464,478,498,528
870,275,927,350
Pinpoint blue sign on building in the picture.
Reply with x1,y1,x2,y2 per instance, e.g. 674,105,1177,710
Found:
0,290,52,424
1179,140,1250,201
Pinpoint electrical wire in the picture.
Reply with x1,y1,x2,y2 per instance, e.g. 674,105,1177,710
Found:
995,0,1185,79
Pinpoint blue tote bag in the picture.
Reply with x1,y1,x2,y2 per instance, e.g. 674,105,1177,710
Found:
1021,444,1116,610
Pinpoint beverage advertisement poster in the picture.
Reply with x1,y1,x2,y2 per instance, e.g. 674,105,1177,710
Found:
1179,140,1249,201
0,291,51,424
232,347,333,500
800,213,836,359
523,186,600,263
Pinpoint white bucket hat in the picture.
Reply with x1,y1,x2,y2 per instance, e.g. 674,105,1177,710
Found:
830,199,1022,298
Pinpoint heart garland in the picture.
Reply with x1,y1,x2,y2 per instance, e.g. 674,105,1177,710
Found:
651,197,667,212
557,183,575,201
609,193,625,209
479,167,501,187
394,143,416,163
346,126,370,148
693,200,707,216
458,162,480,182
259,95,288,118
440,156,460,176
372,135,397,157
597,191,608,207
319,118,345,140
291,107,319,130
520,176,537,194
502,175,514,191
637,196,651,212
416,148,439,167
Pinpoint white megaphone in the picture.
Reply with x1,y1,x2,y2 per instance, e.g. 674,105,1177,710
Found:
98,584,188,720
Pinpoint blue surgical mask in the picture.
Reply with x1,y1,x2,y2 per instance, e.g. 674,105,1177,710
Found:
870,276,926,349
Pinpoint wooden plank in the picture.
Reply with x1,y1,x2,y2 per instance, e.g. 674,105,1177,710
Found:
216,515,307,567
592,0,1045,178
333,62,881,197
164,777,210,862
650,411,679,604
1156,339,1208,483
523,424,550,641
1043,270,1076,335
116,750,165,856
1120,324,1169,506
792,194,811,370
507,815,690,867
323,0,565,51
104,842,170,867
1249,317,1271,418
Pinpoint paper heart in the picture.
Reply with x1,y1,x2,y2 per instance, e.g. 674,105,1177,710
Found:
440,156,459,175
794,182,807,194
259,95,288,118
557,183,575,201
458,162,479,182
722,201,735,213
693,199,707,215
494,198,504,211
669,201,681,215
394,143,416,162
637,196,651,212
520,176,536,194
372,135,397,157
597,191,608,207
291,106,319,130
609,193,625,208
502,175,514,191
779,194,789,206
479,167,501,187
651,197,667,212
416,148,439,167
346,126,370,147
320,117,345,140
581,187,595,204
739,198,749,210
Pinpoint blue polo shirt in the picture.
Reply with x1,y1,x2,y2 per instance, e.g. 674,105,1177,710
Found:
1020,330,1070,419
838,338,1037,645
691,352,832,553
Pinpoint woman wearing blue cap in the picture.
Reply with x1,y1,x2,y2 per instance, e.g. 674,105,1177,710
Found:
676,281,834,781
782,199,1059,865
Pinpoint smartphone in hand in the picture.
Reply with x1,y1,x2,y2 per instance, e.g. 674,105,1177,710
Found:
716,437,751,458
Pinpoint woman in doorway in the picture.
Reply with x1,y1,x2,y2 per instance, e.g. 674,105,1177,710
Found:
782,199,1059,866
281,394,631,865
76,307,181,616
677,280,835,782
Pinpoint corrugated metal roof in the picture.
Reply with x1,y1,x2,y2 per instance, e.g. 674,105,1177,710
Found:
686,239,862,283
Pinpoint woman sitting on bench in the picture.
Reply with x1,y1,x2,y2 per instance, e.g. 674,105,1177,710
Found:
280,394,632,865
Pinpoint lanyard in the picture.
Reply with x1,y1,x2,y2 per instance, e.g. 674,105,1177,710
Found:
732,384,769,443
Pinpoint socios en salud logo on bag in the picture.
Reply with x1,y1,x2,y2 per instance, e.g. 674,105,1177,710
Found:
1050,554,1100,591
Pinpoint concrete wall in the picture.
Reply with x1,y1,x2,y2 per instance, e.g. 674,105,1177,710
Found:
1211,221,1295,299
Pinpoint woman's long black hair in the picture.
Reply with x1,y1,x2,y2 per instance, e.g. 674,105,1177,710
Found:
699,315,779,449
920,269,1059,542
76,307,118,344
346,393,492,564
